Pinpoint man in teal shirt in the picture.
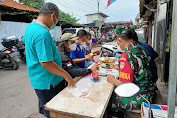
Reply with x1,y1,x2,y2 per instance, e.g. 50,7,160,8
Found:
22,3,75,118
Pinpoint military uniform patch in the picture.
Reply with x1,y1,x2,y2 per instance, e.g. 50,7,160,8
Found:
120,62,125,69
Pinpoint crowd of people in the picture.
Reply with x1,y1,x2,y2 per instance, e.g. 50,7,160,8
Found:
58,30,100,78
22,2,159,118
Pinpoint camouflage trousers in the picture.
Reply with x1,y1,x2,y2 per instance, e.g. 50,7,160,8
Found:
107,92,153,118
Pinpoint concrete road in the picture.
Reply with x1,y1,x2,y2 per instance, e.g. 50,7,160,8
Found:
0,63,38,118
0,46,102,118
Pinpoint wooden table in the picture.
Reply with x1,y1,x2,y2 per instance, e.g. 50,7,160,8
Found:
45,74,115,118
45,60,119,118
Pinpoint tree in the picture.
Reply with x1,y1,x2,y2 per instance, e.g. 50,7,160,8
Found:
20,0,44,10
59,11,79,25
20,0,79,24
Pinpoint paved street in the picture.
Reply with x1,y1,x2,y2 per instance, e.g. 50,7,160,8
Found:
0,63,38,118
0,46,101,118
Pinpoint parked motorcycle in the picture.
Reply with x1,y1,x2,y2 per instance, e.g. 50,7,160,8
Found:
107,35,113,42
17,47,26,63
107,31,114,42
100,43,124,57
55,40,62,47
101,34,113,43
16,41,26,63
0,36,20,70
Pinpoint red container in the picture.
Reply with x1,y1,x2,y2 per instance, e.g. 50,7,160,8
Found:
92,72,99,81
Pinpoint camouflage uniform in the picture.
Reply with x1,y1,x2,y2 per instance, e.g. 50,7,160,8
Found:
109,42,157,117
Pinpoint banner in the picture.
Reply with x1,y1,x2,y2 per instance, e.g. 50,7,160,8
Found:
106,0,116,8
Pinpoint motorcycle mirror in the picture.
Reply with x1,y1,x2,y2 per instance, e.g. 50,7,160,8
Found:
114,83,140,97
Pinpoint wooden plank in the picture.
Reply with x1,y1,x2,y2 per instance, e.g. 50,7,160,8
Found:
100,85,114,118
144,4,152,11
141,104,145,118
50,111,85,118
47,109,92,118
73,77,82,83
140,0,145,17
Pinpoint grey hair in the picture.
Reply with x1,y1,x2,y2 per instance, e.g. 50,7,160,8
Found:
40,2,59,17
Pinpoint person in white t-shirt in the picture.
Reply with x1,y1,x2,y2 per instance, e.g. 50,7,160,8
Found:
82,32,100,68
90,28,97,48
90,29,95,39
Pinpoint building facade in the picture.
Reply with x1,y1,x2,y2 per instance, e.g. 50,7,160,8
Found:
86,12,108,24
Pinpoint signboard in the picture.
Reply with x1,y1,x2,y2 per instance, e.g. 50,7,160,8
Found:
93,20,98,23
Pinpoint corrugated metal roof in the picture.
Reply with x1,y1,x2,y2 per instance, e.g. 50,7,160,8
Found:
0,0,39,13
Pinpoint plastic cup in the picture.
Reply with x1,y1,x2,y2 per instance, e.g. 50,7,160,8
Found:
103,53,108,57
94,58,99,64
92,72,99,81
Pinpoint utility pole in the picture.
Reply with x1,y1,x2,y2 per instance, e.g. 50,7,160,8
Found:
154,0,160,51
152,10,157,48
97,0,101,30
97,0,100,13
167,0,177,117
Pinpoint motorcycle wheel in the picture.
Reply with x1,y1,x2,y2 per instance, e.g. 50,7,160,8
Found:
10,58,19,70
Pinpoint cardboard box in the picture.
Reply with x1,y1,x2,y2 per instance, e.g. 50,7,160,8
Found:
141,102,177,118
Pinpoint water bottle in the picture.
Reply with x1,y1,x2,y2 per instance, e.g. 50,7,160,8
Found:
13,46,17,51
115,53,120,65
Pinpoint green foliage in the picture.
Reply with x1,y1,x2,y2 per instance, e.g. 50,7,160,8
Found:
20,0,44,10
20,0,79,24
59,11,79,25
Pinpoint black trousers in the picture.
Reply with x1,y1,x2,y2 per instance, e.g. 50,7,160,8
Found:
35,80,66,118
